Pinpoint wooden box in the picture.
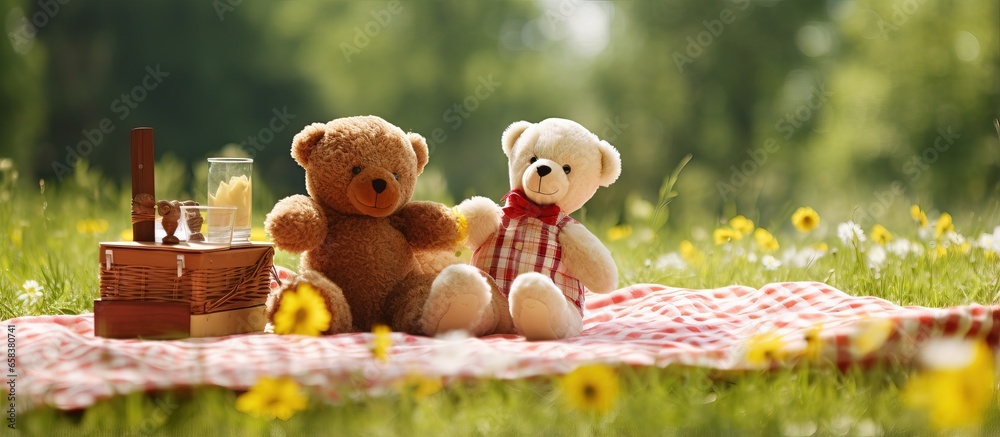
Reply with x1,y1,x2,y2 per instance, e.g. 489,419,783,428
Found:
94,241,274,339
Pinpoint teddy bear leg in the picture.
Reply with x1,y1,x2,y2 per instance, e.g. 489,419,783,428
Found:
508,272,583,341
419,264,498,336
264,270,353,334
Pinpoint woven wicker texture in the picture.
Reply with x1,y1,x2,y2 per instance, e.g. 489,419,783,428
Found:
99,244,274,314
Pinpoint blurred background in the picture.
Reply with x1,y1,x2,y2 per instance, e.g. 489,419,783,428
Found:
1,0,997,232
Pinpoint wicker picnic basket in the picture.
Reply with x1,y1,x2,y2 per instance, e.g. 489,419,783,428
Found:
98,241,274,314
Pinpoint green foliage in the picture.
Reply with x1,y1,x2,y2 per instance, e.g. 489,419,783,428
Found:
1,0,996,222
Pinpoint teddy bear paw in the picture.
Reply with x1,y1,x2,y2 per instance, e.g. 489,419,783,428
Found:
509,273,582,341
421,265,492,336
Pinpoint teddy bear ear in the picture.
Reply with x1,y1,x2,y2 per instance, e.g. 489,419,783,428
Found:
597,140,622,187
407,132,429,174
290,123,327,167
501,121,533,157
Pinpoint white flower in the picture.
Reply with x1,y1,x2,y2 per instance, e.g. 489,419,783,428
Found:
886,238,913,257
866,245,886,268
655,252,687,270
837,221,866,245
976,227,1000,254
762,255,782,270
919,338,980,369
746,253,758,263
18,280,43,305
781,247,824,268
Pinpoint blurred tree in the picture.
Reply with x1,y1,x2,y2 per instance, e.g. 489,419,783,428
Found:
0,0,46,181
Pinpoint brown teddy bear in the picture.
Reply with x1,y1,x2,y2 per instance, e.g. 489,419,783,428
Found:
264,116,513,337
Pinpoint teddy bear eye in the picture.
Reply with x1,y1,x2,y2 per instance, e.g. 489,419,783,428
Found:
393,172,399,180
530,157,538,164
563,165,571,174
352,166,362,175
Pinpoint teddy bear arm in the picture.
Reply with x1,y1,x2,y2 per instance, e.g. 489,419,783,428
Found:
264,194,328,253
392,201,460,251
558,222,619,293
456,196,503,249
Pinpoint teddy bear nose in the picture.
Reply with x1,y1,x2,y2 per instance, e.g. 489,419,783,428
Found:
536,165,552,177
372,179,387,194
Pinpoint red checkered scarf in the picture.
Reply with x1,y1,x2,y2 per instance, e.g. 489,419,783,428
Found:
473,195,586,313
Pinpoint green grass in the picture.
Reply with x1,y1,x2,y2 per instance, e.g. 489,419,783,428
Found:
2,159,1000,435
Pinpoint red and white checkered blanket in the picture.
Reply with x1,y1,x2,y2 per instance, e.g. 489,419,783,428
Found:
8,281,999,410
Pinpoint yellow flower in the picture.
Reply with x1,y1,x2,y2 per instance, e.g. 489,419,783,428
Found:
871,224,893,245
910,205,928,228
371,324,392,362
952,242,971,254
902,341,995,430
713,227,742,245
250,227,269,242
679,240,703,265
559,364,620,414
802,323,824,362
606,224,633,242
851,318,894,357
729,215,754,235
932,245,948,260
745,331,787,366
235,376,308,420
76,219,109,235
120,229,133,241
935,213,954,239
273,283,332,336
813,242,829,252
395,374,444,400
10,228,22,249
753,228,779,252
791,207,820,232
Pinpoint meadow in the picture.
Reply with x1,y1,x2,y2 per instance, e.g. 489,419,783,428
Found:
2,158,999,436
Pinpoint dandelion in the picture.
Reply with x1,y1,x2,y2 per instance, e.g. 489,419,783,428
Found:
18,280,43,306
395,374,444,401
120,229,133,241
235,376,308,420
870,225,892,245
850,318,894,357
902,340,994,430
745,331,787,366
606,224,633,242
559,364,620,414
371,324,392,362
812,242,828,252
910,205,928,228
934,212,954,239
75,219,109,235
802,324,824,362
10,228,22,249
791,207,820,232
932,244,948,260
837,221,866,245
679,240,702,265
272,282,332,336
729,215,754,235
753,228,779,252
761,255,782,271
713,227,742,245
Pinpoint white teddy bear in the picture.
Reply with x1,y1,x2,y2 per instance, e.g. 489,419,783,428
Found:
457,118,621,340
